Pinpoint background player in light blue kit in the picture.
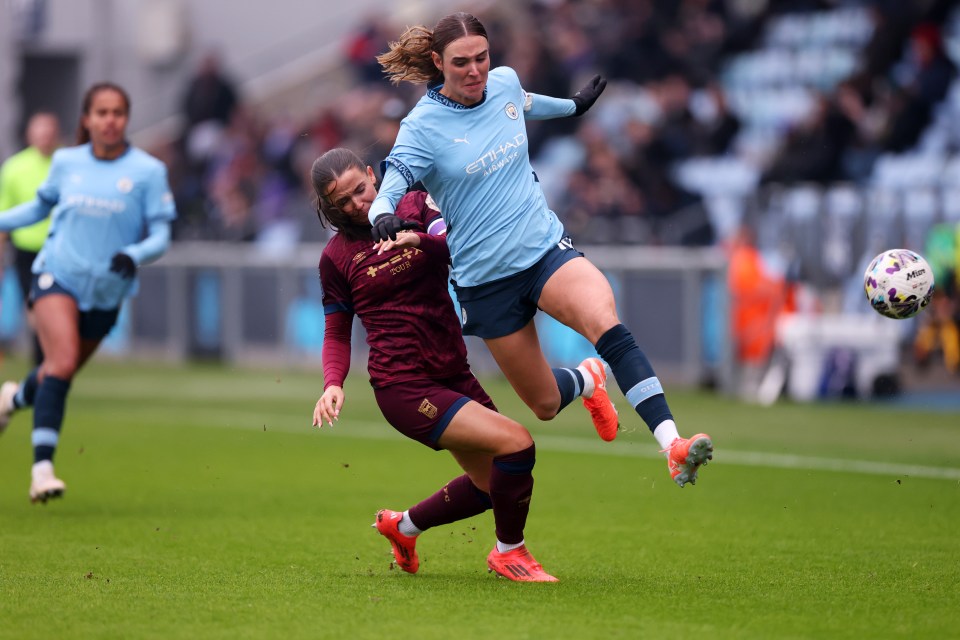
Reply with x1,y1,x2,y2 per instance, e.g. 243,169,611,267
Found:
0,82,177,503
371,12,713,486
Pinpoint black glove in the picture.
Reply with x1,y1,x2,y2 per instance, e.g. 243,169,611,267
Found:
571,75,607,116
109,252,137,279
371,214,418,243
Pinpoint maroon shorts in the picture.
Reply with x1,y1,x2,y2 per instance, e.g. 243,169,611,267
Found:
374,371,497,450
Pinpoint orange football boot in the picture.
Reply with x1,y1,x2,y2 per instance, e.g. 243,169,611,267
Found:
664,433,714,487
580,358,619,442
373,509,419,573
486,545,558,582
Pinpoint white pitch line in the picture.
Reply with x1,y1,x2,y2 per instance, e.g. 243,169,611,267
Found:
306,420,960,482
150,410,960,482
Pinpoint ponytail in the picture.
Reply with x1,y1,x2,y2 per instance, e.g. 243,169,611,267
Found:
377,12,489,86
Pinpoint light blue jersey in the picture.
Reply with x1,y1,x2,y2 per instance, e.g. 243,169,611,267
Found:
370,66,576,287
0,144,176,310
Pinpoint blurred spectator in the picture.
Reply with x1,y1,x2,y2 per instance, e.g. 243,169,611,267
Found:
688,82,740,156
913,269,960,375
344,17,393,84
144,0,960,265
726,224,792,399
761,93,855,184
884,22,957,152
562,125,647,243
0,111,61,365
182,51,239,131
175,52,243,240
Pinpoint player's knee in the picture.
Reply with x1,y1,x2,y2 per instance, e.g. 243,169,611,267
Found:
41,358,78,381
491,423,533,456
506,425,534,452
528,398,560,421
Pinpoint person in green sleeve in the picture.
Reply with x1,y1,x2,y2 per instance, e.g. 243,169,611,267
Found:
0,112,61,365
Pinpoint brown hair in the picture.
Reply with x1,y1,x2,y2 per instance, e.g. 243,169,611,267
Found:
377,12,488,85
311,148,373,242
75,82,131,144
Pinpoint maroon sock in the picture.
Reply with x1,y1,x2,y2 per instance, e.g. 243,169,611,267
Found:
407,474,491,531
489,444,536,545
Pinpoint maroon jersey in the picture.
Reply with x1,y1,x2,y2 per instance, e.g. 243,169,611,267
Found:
319,191,470,388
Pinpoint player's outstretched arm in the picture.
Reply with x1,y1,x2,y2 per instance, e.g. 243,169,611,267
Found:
523,74,607,120
0,198,53,232
571,75,607,116
314,386,344,428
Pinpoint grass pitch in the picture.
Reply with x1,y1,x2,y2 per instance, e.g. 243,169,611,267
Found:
0,359,957,639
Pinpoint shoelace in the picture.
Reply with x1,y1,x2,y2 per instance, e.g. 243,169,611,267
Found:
659,437,683,455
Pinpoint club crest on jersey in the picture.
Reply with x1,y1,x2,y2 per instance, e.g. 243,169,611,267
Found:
504,103,519,120
116,177,133,193
418,398,438,419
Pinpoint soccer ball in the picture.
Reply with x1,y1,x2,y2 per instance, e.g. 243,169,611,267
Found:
863,249,935,319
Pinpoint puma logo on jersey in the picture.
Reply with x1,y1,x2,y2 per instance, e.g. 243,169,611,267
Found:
453,134,470,144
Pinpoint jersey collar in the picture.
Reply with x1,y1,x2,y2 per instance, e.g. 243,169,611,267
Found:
426,83,487,110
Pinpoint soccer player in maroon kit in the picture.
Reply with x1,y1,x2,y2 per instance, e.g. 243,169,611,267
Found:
311,148,556,582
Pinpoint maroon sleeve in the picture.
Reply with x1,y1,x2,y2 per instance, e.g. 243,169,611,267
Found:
318,245,353,388
322,311,353,389
319,248,353,314
415,232,450,261
395,190,444,234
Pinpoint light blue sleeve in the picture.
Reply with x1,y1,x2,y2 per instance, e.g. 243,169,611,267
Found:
368,165,410,222
144,163,177,223
368,118,434,223
0,199,54,232
123,219,171,266
523,92,577,120
35,150,64,205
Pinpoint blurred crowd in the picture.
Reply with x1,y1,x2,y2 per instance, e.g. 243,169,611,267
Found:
131,0,960,380
136,0,960,379
5,0,958,389
153,0,960,252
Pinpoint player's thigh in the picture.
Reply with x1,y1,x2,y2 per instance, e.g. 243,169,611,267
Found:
538,256,620,344
374,373,497,450
482,321,560,415
438,400,533,456
32,294,81,368
72,307,119,371
76,337,106,371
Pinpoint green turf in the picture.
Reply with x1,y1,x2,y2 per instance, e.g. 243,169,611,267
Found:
0,359,957,639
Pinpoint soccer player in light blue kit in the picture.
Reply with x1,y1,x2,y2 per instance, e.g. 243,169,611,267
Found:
370,13,713,488
0,83,176,503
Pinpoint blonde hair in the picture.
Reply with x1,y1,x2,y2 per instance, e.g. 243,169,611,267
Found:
377,12,488,86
